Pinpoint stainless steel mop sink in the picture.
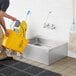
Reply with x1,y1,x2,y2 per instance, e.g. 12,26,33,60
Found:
23,36,68,65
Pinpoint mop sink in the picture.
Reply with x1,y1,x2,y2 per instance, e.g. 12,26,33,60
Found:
23,36,68,65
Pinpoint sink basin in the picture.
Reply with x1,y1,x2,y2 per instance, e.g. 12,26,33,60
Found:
23,36,68,65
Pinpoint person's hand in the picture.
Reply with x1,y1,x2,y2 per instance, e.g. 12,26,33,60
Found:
11,17,17,21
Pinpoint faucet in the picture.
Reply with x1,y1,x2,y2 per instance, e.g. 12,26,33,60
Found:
43,11,56,30
44,23,56,30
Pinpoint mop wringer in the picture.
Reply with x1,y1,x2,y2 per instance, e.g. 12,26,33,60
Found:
1,20,29,54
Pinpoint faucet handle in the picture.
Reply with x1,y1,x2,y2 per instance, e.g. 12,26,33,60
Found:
51,24,56,29
43,23,56,30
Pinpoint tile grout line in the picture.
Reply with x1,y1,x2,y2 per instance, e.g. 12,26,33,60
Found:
35,70,46,76
7,65,34,76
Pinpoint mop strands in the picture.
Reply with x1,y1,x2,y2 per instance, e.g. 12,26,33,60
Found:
1,20,29,54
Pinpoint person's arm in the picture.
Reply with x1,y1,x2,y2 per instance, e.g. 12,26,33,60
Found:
0,11,16,21
0,11,17,36
0,16,9,36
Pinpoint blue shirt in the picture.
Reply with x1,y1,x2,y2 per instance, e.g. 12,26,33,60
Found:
0,0,9,12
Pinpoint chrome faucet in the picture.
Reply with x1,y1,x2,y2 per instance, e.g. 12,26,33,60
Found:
43,11,56,30
44,23,56,30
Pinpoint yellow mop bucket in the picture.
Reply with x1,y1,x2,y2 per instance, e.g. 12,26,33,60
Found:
2,21,29,54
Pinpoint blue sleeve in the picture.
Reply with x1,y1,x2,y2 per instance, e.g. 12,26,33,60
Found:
1,0,9,12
